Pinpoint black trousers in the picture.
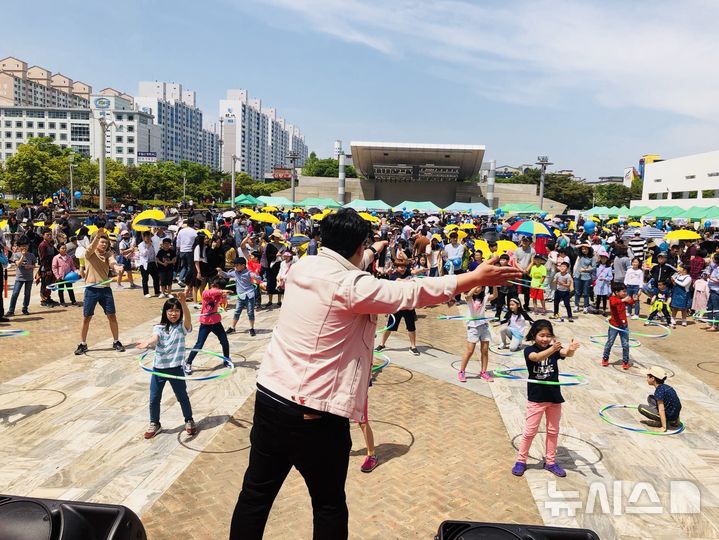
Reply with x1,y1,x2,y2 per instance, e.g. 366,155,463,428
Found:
554,290,573,318
230,390,352,540
140,262,160,295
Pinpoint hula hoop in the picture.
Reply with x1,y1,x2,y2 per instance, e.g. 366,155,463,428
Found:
376,314,396,334
604,319,671,338
598,404,685,435
489,344,525,357
693,311,719,325
48,278,114,292
588,334,642,348
494,367,588,386
138,349,235,381
437,315,495,322
47,278,81,291
191,307,226,317
372,352,390,373
0,329,30,337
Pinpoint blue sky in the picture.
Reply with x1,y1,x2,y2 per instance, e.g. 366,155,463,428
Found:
4,0,718,179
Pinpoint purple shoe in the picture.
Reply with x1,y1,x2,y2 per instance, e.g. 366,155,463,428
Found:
511,461,527,476
544,462,566,477
458,370,467,383
361,455,379,473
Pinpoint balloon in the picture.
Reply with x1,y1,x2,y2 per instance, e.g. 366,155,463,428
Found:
452,257,462,269
559,223,566,230
539,212,547,219
444,261,452,272
496,225,502,232
64,271,81,283
112,197,117,202
402,207,406,211
705,220,712,229
659,242,669,252
74,191,82,199
371,211,377,216
584,221,596,234
656,220,663,228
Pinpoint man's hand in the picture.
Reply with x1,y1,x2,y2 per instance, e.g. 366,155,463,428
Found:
457,256,522,290
371,240,389,253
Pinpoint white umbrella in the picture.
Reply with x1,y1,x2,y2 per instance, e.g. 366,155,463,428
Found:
425,216,440,223
222,211,237,218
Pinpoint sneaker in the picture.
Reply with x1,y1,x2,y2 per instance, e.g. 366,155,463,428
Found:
631,315,639,320
177,280,186,288
144,422,162,439
480,371,493,382
249,328,256,337
360,455,379,473
375,345,385,352
511,461,527,476
681,321,687,327
622,362,630,370
583,307,588,314
226,326,236,334
4,311,13,317
568,318,574,323
458,370,467,383
112,340,126,352
544,462,567,477
644,322,650,326
130,284,141,289
114,284,124,290
601,359,609,367
21,309,29,316
185,420,197,436
498,344,508,350
0,316,8,323
183,363,192,376
410,347,420,356
549,314,558,319
74,343,88,355
144,294,151,298
559,317,565,322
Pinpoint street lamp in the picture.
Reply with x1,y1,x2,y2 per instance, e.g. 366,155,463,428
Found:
68,155,76,210
286,150,299,204
535,155,553,210
96,113,116,212
230,154,240,208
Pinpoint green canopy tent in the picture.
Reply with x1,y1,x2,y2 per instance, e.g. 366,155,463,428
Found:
393,200,442,214
616,206,631,216
584,206,610,215
644,206,685,219
299,197,342,208
343,199,393,211
604,206,621,217
677,206,719,220
500,203,543,214
627,206,652,217
257,195,294,207
224,193,265,206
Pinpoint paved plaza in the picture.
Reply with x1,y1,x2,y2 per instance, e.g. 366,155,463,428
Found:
2,279,719,539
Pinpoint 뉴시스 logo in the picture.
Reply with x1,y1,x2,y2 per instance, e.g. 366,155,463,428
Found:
94,97,111,109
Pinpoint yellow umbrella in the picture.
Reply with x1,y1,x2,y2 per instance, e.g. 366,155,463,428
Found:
132,209,164,232
454,230,468,241
589,216,600,222
291,207,304,213
312,210,336,221
474,239,517,256
251,212,281,224
459,223,477,230
43,197,53,205
358,212,379,222
569,220,576,230
239,208,256,216
665,230,701,240
0,220,6,229
606,218,620,225
431,233,443,242
629,221,642,227
263,206,278,212
444,224,459,231
198,228,213,238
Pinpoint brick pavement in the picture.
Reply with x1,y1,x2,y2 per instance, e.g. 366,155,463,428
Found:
142,303,542,539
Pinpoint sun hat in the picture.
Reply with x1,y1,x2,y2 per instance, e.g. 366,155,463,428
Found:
647,366,667,380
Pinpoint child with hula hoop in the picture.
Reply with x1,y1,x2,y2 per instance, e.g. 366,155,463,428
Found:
457,286,496,382
497,297,533,352
136,291,196,439
638,366,682,432
184,276,231,376
512,320,580,478
601,283,636,369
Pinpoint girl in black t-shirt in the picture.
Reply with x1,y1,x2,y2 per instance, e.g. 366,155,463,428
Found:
511,320,580,479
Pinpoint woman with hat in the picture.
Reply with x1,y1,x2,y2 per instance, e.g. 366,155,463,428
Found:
276,250,297,305
264,230,285,307
573,243,595,314
116,229,139,289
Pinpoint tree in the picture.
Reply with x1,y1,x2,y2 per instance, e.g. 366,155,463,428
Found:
496,169,593,209
302,152,358,178
594,183,632,207
4,138,65,201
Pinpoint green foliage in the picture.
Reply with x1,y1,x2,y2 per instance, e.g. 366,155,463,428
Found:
496,169,594,209
302,152,358,178
594,183,632,207
4,199,33,209
630,177,643,200
3,138,69,201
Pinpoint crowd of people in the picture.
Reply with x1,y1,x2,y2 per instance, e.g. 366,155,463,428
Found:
1,199,717,539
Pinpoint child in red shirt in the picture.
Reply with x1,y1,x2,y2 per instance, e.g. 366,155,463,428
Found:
602,283,635,369
183,277,230,375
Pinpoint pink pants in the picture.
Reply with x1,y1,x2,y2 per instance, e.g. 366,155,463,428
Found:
517,401,562,465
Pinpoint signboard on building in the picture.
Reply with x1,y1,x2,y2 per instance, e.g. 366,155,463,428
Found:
272,167,292,180
93,97,111,109
137,151,157,163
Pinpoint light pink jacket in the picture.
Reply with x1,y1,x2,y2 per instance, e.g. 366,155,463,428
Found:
52,253,76,280
257,248,457,421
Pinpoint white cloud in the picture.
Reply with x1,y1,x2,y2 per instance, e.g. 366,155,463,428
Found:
250,0,719,120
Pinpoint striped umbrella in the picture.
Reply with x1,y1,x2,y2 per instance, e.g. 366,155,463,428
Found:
507,220,553,237
621,226,665,239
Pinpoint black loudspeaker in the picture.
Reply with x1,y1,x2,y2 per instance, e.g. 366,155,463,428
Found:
0,494,146,540
436,520,600,540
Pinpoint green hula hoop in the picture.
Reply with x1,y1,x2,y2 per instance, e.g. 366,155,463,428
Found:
604,318,671,338
437,315,495,322
0,329,30,337
48,278,113,292
138,349,235,381
376,314,396,334
588,334,642,348
598,404,685,435
372,352,390,373
494,367,588,386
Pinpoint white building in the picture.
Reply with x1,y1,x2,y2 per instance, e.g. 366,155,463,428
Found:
135,81,219,168
89,90,160,166
219,89,307,180
634,149,719,209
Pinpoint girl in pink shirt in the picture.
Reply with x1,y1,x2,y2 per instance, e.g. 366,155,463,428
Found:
51,244,78,306
183,277,230,376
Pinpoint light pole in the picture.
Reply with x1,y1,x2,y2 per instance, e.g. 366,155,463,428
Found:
286,150,299,204
535,155,553,211
68,155,75,210
230,154,239,208
96,114,115,211
182,171,187,203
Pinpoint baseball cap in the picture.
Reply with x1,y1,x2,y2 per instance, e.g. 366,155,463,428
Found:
121,230,131,236
657,251,667,257
647,366,667,380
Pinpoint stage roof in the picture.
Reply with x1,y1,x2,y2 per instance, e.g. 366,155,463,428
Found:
350,142,485,182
